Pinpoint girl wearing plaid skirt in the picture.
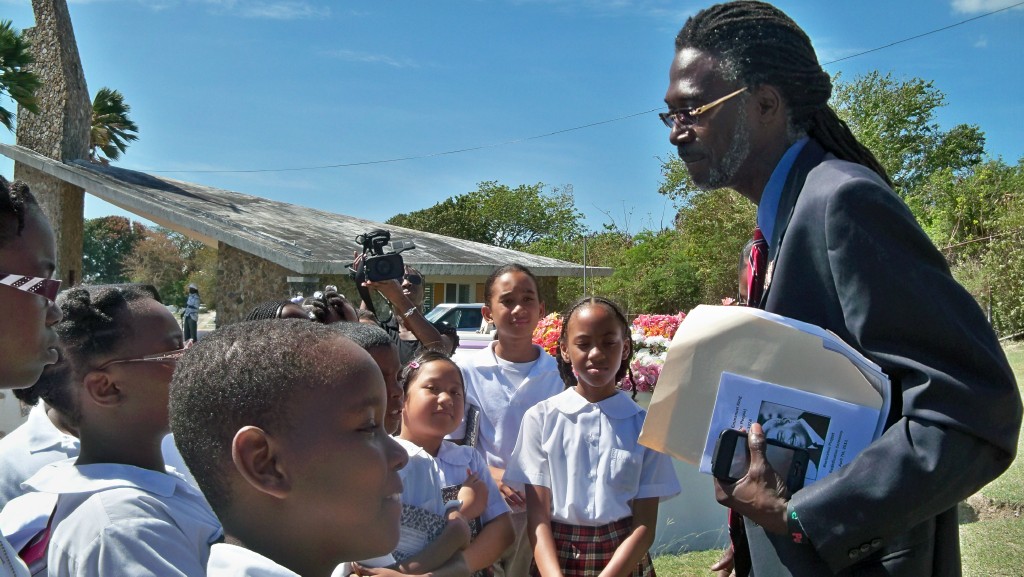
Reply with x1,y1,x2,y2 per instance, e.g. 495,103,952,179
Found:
505,297,680,577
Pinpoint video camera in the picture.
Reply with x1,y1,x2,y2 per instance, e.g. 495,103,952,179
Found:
353,229,416,282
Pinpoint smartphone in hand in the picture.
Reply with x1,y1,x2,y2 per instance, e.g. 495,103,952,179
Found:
712,428,810,492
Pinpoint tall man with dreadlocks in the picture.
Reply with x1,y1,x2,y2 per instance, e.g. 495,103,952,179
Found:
663,2,1021,576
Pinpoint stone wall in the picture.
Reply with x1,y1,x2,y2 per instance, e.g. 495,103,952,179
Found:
13,0,91,285
216,243,302,326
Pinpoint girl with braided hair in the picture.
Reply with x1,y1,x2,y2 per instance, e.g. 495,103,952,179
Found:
0,176,60,577
504,297,680,577
0,284,220,577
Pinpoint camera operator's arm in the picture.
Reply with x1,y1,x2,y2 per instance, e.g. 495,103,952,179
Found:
364,277,447,352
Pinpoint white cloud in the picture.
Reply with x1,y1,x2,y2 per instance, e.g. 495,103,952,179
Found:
187,0,329,19
237,1,330,20
974,34,989,47
951,0,1024,14
321,49,418,69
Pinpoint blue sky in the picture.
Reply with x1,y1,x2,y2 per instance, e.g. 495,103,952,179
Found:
1,0,1022,233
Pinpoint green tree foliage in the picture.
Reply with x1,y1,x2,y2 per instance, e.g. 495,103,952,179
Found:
388,181,584,249
604,228,703,315
658,156,756,304
524,228,629,311
124,227,213,308
832,71,985,193
90,87,139,164
0,20,40,132
945,158,1024,336
82,216,147,283
125,228,187,306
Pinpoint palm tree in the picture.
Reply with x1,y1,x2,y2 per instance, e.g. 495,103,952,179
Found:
0,19,41,133
90,87,139,164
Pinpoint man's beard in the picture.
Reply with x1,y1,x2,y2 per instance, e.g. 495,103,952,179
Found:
701,105,751,190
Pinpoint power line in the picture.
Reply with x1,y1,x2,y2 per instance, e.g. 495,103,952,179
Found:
147,1,1022,175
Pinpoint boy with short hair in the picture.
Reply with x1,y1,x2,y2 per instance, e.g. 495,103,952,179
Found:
169,319,408,577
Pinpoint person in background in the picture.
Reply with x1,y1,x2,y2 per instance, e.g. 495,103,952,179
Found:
664,2,1021,574
244,299,311,322
358,262,449,364
0,176,62,577
182,283,200,342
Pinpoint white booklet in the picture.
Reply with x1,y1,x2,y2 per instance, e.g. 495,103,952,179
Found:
699,372,884,486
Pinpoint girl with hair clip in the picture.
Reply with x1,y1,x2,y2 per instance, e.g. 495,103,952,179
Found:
1,284,220,577
0,176,62,577
504,297,680,577
391,350,513,577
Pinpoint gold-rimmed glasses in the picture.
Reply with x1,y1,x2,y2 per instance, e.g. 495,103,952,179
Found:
659,87,748,129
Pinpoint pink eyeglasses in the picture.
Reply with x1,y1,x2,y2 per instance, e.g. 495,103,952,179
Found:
94,339,195,370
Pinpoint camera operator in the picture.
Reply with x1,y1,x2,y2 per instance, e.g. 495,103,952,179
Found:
353,256,453,363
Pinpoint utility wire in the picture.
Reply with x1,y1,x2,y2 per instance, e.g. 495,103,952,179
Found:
147,1,1023,175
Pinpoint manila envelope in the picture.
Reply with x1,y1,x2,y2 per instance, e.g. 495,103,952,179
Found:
638,305,886,464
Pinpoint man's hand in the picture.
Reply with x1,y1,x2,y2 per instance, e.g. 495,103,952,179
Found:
713,423,790,535
710,545,735,576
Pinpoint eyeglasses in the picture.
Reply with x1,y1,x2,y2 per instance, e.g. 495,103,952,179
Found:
0,272,62,304
659,87,748,129
94,339,195,370
403,274,423,286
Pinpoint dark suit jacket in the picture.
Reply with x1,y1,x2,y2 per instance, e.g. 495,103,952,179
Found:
745,139,1022,576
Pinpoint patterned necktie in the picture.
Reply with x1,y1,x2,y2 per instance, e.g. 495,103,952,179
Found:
746,227,768,308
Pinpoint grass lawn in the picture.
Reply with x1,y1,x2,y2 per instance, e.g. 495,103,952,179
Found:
653,342,1024,576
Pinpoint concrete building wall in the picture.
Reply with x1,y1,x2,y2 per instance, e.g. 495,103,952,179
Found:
14,0,91,285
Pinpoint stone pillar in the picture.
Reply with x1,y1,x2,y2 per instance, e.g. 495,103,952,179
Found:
13,0,91,286
216,243,302,326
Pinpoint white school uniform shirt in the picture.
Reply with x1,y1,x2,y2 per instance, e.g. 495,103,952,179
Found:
394,437,445,515
504,388,681,527
0,404,79,510
21,459,222,577
0,537,29,577
435,440,511,524
455,342,563,469
207,543,299,577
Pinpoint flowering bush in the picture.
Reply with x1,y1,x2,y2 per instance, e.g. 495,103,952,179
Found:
532,312,563,358
620,312,686,393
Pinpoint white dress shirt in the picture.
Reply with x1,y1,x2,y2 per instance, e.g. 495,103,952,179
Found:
504,388,681,526
455,342,564,469
207,543,299,577
21,459,222,577
435,440,510,524
0,404,78,510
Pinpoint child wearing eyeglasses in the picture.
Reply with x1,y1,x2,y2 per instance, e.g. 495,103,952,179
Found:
0,284,220,577
0,176,61,577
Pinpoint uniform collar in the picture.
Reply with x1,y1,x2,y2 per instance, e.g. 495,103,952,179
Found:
25,459,189,498
24,404,79,454
553,389,641,419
